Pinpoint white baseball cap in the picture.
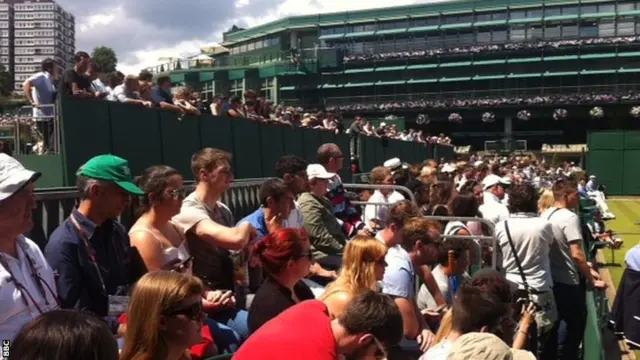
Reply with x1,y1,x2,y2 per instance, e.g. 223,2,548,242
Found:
482,174,510,191
0,153,41,201
307,164,335,180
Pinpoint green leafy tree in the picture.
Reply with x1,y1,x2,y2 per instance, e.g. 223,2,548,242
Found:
91,46,118,73
0,64,12,96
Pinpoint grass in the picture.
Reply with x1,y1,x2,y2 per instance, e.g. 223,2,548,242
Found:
600,199,640,359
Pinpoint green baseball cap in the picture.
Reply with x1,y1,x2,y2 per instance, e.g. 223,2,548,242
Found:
76,154,143,196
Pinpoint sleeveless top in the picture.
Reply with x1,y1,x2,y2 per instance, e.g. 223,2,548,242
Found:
129,224,192,275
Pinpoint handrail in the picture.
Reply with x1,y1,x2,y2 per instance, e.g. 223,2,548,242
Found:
342,183,416,204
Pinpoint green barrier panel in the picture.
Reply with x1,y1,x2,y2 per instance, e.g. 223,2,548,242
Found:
583,288,605,360
360,136,377,172
588,131,625,150
159,112,202,180
587,150,624,196
231,119,263,179
623,149,640,195
60,97,112,186
336,134,352,183
301,128,322,163
259,124,285,177
15,154,64,188
199,116,235,177
623,131,640,150
281,125,304,158
109,102,163,176
426,143,435,161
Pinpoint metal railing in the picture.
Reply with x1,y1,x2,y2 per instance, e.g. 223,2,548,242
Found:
4,104,59,155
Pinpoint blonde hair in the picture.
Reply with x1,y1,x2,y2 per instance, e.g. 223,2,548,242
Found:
434,309,453,344
320,236,387,301
120,271,204,360
538,189,555,214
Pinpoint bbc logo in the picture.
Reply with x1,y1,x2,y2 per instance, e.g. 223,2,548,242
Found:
1,339,8,359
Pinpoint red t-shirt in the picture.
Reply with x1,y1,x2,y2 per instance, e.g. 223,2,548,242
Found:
234,300,337,360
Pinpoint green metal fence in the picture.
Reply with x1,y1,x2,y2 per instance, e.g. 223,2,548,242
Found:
587,130,640,196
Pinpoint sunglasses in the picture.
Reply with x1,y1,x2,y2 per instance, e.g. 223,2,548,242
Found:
169,188,188,199
163,301,204,321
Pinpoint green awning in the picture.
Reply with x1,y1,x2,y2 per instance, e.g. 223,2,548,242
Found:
376,80,407,86
544,14,579,21
544,55,579,61
508,57,542,63
406,25,439,33
322,84,343,88
318,33,345,40
344,68,374,74
344,31,376,38
618,67,640,73
374,28,408,35
473,20,507,27
473,59,506,65
581,12,616,19
473,74,507,80
407,64,438,69
617,10,640,16
375,66,407,72
199,72,215,82
439,61,472,67
508,17,542,24
543,71,579,77
507,73,541,78
343,82,375,88
439,22,472,30
279,86,297,91
618,51,640,57
439,76,471,82
278,71,306,76
580,69,617,75
169,73,185,83
407,78,439,84
580,53,616,59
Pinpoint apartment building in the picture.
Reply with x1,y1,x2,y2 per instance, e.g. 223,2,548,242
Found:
0,0,74,93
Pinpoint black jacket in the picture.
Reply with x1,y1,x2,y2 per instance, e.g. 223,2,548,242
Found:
612,267,640,348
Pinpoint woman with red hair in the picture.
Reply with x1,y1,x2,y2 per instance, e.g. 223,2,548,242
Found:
247,228,315,334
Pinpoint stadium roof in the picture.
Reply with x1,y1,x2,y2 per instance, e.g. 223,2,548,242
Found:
222,0,578,45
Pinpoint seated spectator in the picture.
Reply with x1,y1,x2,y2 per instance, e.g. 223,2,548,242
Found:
120,271,207,360
172,148,254,342
275,155,308,229
60,51,92,98
495,184,558,359
173,87,201,115
0,155,58,342
234,291,403,360
382,217,442,355
247,228,314,334
45,155,145,336
152,75,183,113
320,235,387,317
363,166,394,229
9,309,118,360
298,164,347,272
420,284,510,360
417,237,471,309
112,75,152,108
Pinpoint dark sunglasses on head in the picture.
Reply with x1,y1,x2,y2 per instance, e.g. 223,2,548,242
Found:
170,188,188,199
163,301,203,321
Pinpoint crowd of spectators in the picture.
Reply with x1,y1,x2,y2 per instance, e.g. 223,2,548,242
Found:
0,143,621,360
343,35,640,63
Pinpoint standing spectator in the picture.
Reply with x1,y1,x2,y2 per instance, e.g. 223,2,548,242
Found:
210,94,227,116
137,70,153,87
104,71,124,101
495,184,558,359
60,51,92,97
172,148,254,341
226,95,246,118
45,155,145,336
152,75,182,113
0,154,58,342
173,87,201,115
23,58,57,152
234,291,403,360
112,75,151,108
480,174,510,226
191,91,210,114
87,64,108,99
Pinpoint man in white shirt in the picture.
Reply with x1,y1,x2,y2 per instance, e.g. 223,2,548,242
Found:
23,59,57,152
0,154,58,341
364,166,394,228
479,174,510,226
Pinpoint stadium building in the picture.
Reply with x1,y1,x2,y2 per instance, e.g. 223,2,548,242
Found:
163,0,640,150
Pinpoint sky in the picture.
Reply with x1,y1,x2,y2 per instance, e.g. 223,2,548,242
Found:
59,0,447,75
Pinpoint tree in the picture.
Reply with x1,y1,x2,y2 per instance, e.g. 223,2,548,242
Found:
91,46,118,73
175,61,182,70
0,64,12,96
160,64,165,72
194,59,201,68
